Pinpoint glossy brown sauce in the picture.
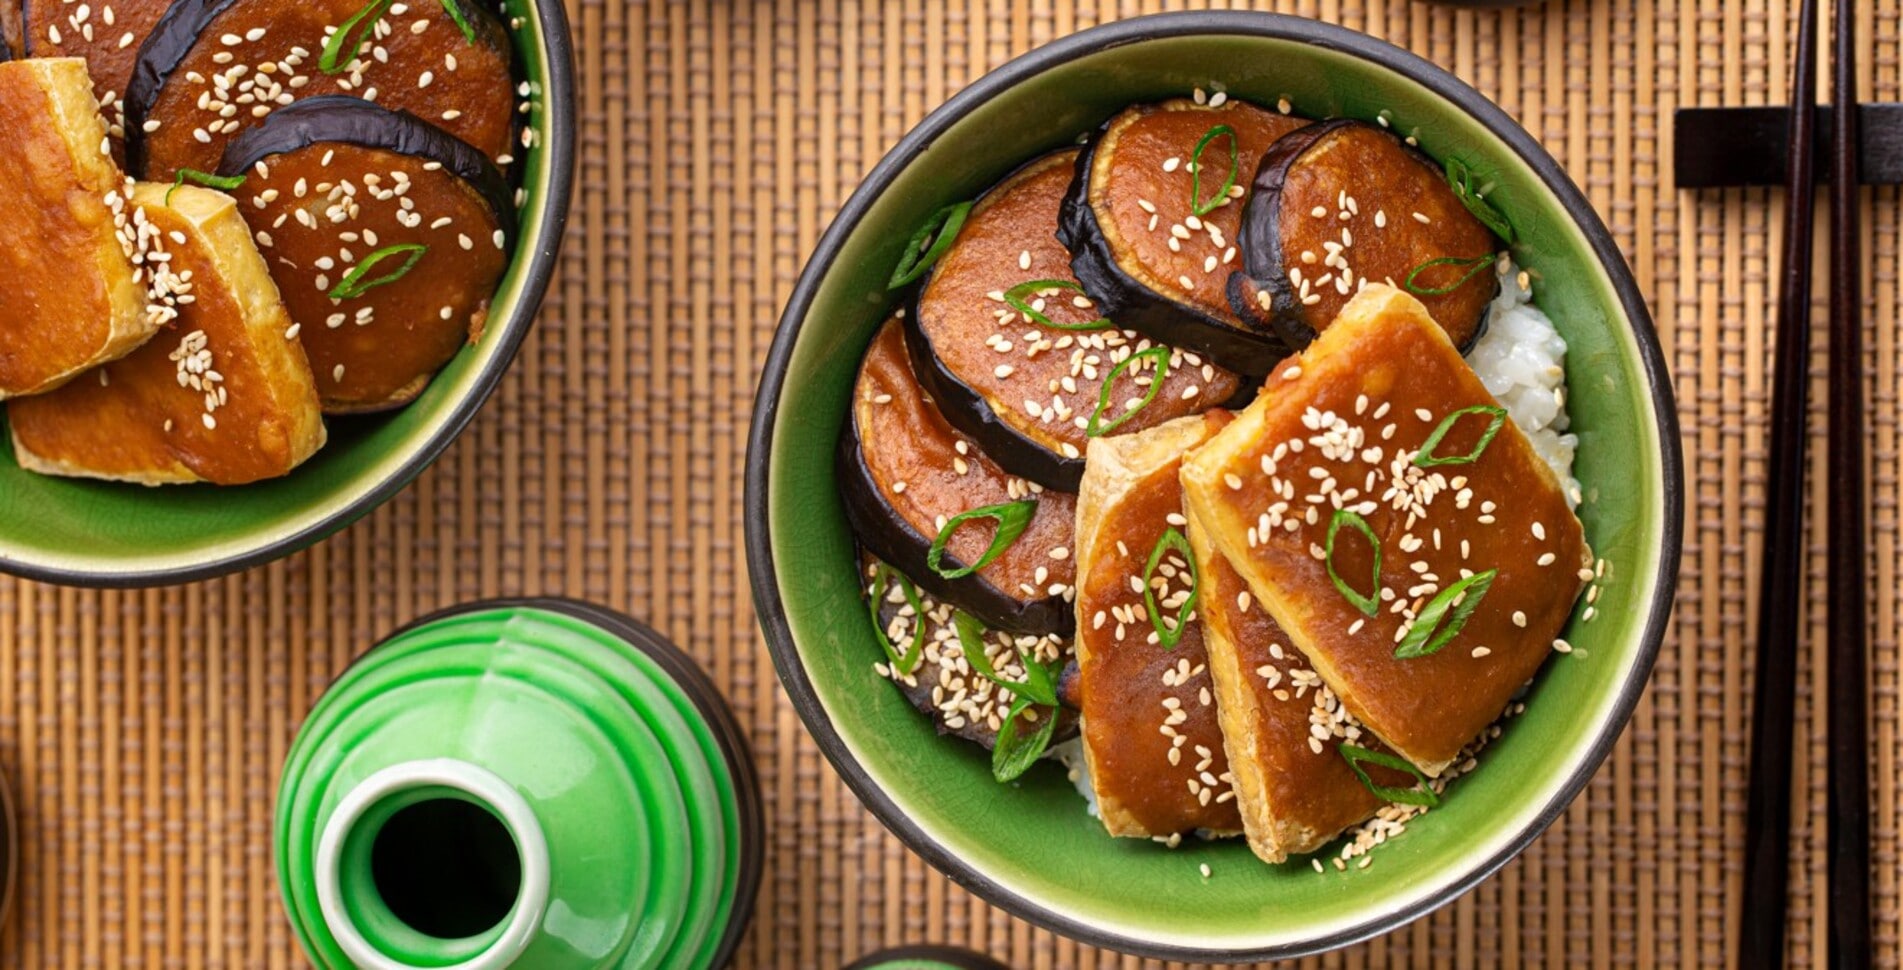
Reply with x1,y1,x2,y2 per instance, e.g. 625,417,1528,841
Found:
1276,124,1496,342
854,320,1076,601
1077,445,1240,837
1091,98,1308,327
27,0,171,155
0,59,143,397
9,190,324,484
138,0,513,178
918,150,1240,458
1184,287,1589,774
229,141,506,411
1195,517,1403,854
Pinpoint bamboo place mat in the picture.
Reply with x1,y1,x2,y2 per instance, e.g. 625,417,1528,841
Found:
0,0,1898,966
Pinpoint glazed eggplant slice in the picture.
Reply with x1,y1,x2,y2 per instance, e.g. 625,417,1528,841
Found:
909,148,1243,491
0,58,155,399
1072,413,1241,840
1185,499,1422,863
24,0,177,153
864,557,1079,753
841,318,1077,636
123,0,514,179
1181,286,1590,777
9,182,326,484
1058,98,1310,376
1233,120,1499,352
217,97,511,412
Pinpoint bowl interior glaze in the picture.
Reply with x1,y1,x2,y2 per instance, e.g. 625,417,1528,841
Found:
752,14,1678,962
0,0,572,586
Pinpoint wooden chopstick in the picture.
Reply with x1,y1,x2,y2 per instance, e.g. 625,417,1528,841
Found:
1738,0,1819,964
1826,0,1871,965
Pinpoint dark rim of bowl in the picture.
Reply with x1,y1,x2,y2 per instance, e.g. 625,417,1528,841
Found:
350,596,767,967
745,10,1683,963
0,0,578,589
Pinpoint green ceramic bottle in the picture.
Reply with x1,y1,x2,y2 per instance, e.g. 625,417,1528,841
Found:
277,599,763,970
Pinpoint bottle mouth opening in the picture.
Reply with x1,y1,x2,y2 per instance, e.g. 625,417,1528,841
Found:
316,760,550,970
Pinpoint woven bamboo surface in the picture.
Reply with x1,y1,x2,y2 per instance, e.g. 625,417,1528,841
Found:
0,0,1898,966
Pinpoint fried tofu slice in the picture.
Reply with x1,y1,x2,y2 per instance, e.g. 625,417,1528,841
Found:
1074,413,1241,839
8,183,326,485
1181,285,1590,777
0,58,156,398
1187,499,1412,863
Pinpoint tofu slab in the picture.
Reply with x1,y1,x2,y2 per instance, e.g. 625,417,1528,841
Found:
9,183,325,485
0,58,154,398
1186,501,1402,863
1181,285,1590,776
1074,413,1240,839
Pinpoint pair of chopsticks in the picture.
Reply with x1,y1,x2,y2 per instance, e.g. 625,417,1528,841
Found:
1739,0,1870,967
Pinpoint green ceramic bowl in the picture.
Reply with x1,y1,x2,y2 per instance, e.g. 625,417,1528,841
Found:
0,2,575,587
747,12,1681,962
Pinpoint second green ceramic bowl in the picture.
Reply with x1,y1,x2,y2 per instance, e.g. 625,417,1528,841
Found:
0,0,575,587
748,12,1682,962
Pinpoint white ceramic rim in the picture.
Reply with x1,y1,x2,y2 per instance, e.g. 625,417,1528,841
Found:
313,758,552,970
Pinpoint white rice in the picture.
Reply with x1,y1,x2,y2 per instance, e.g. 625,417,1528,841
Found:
1466,263,1580,506
1048,736,1102,819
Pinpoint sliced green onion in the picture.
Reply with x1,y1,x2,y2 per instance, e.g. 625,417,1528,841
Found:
438,0,476,43
993,696,1058,783
1413,404,1507,467
1393,569,1498,659
1142,527,1199,649
166,168,245,206
952,611,1058,707
1325,509,1382,617
1443,157,1515,243
319,0,395,75
1004,280,1111,332
1339,743,1440,807
327,243,428,300
1190,124,1238,217
1403,252,1498,297
887,201,972,289
867,563,926,677
1085,345,1171,438
925,499,1036,580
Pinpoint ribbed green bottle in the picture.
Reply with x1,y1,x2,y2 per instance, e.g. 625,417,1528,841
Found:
277,599,762,970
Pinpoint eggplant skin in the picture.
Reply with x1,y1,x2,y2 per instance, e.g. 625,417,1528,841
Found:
1057,121,1293,378
1234,119,1496,355
836,421,1076,638
217,96,517,244
900,300,1085,492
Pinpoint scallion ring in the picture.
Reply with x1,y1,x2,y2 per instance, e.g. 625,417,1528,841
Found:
992,696,1058,783
1190,124,1238,217
166,168,245,206
1085,345,1171,438
318,0,395,75
951,611,1059,707
1402,252,1498,297
1393,569,1498,659
1412,404,1507,467
327,243,428,300
925,499,1036,580
1003,280,1111,331
887,201,972,289
1142,527,1199,649
1339,743,1440,807
1443,157,1516,243
867,563,926,677
438,0,477,43
1325,509,1382,617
